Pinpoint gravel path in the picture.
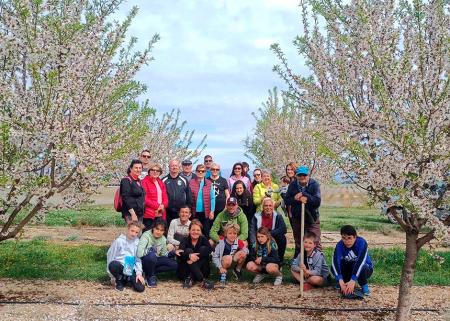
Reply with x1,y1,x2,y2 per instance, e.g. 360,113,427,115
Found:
0,279,449,321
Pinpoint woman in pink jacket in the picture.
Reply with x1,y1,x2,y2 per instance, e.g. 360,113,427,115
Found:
142,163,169,232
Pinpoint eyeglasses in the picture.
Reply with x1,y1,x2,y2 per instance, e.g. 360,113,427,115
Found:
197,170,205,173
141,155,151,159
211,168,219,171
204,159,212,163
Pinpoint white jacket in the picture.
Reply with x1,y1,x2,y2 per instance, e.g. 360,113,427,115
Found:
106,234,143,277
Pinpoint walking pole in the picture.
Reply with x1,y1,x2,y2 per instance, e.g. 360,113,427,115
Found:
300,202,305,297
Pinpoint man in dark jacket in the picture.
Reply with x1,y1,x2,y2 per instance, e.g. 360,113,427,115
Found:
249,197,287,264
285,165,322,257
162,159,192,227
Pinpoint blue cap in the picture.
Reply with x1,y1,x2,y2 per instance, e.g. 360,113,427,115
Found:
296,166,309,176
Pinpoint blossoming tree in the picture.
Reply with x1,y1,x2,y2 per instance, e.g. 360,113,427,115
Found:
245,87,334,181
271,0,449,320
0,0,158,241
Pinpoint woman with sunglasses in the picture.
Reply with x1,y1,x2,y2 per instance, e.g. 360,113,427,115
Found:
228,162,251,192
142,163,169,232
251,168,263,189
189,164,216,238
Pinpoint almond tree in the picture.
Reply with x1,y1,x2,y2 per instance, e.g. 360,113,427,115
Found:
272,0,449,320
113,108,207,179
0,0,158,241
245,87,334,181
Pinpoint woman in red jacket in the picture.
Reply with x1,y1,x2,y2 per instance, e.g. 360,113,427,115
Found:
142,163,169,232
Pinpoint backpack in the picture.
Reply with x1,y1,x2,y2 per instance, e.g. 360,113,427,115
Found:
114,177,132,212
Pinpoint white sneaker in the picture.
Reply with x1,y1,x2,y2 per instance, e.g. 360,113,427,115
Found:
253,273,266,284
274,275,283,286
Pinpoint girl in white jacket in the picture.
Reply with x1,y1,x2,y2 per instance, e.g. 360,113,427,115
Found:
107,222,145,292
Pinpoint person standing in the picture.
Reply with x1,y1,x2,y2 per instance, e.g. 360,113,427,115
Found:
139,149,152,179
285,165,322,256
189,164,216,238
253,170,281,212
120,159,145,224
181,159,197,182
208,162,230,219
228,162,251,191
162,159,192,228
251,168,263,189
142,163,168,231
203,155,214,179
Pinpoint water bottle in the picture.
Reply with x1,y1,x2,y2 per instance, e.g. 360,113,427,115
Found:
123,256,135,276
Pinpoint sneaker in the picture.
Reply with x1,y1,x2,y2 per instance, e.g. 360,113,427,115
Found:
115,280,125,291
201,279,215,290
146,276,157,288
219,273,227,288
362,284,371,296
252,273,266,284
274,275,283,286
232,267,243,282
183,277,192,289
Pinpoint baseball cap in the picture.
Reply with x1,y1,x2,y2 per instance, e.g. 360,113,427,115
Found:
182,160,192,166
227,197,237,205
296,166,309,176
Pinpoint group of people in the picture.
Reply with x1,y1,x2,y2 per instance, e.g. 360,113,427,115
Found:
107,152,373,296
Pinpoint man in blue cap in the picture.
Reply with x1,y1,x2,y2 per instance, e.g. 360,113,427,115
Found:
285,165,322,258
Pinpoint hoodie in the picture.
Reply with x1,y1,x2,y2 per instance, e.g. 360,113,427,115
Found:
106,234,142,278
209,207,249,242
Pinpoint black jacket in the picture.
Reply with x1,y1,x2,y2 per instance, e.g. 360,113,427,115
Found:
162,174,192,212
120,176,145,217
178,235,212,261
285,178,321,223
248,240,280,265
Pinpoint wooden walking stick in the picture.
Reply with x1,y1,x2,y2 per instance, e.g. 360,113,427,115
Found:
300,202,305,297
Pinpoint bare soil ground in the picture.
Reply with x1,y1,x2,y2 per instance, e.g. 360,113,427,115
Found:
19,225,438,250
0,278,449,321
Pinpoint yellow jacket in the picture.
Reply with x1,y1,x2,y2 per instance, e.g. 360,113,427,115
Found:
253,182,281,212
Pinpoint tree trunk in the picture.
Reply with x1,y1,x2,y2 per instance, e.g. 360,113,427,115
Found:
396,231,419,321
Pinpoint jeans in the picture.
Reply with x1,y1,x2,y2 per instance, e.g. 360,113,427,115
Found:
141,252,178,277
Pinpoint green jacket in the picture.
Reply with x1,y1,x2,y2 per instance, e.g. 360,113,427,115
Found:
137,231,168,258
210,207,248,242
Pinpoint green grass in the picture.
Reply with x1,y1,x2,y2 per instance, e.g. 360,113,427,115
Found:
1,240,448,285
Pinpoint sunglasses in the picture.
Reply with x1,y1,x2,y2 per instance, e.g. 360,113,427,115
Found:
141,155,151,159
234,167,242,170
149,169,160,173
254,173,261,176
297,174,307,177
197,170,206,173
211,168,219,171
204,159,212,163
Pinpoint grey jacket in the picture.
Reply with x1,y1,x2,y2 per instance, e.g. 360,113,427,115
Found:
291,248,329,278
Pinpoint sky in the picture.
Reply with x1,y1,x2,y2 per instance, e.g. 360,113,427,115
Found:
116,0,308,171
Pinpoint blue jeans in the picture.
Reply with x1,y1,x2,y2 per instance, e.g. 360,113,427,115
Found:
141,252,178,277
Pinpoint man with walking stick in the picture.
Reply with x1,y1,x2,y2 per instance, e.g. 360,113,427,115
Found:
285,166,322,255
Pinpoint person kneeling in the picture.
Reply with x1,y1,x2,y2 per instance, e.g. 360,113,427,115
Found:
137,220,177,288
246,227,282,286
291,232,329,291
332,225,373,297
212,223,248,287
107,222,145,292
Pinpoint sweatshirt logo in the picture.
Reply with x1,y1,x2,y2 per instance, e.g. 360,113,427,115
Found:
344,250,358,262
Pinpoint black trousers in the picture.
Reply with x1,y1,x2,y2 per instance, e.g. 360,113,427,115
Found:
166,208,179,230
195,211,211,238
272,234,287,264
108,261,145,292
341,260,373,286
177,246,211,282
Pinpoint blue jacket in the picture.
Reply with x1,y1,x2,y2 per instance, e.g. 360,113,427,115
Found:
332,236,373,281
285,178,321,222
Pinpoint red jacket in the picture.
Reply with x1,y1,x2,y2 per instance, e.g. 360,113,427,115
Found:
142,176,169,220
